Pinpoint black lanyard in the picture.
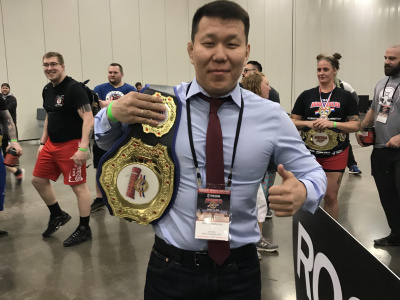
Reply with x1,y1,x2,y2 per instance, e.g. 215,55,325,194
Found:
185,84,244,188
382,77,400,102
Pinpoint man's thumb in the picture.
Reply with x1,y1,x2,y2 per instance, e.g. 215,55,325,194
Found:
277,164,293,181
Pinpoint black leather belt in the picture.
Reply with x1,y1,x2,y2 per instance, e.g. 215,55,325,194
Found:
153,235,256,267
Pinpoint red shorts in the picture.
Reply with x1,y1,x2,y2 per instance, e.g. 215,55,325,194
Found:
316,147,349,172
33,139,86,185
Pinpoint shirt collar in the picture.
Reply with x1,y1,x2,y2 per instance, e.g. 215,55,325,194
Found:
186,77,242,107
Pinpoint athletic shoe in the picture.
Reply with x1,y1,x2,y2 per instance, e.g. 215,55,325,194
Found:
348,165,362,175
374,235,400,246
265,209,273,219
90,198,105,212
0,230,9,238
257,251,262,260
42,211,71,238
63,226,92,247
256,237,278,252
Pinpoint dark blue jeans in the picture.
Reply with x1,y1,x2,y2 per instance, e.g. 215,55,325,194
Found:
144,237,261,300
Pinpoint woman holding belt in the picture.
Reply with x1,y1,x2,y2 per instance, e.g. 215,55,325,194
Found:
291,54,360,220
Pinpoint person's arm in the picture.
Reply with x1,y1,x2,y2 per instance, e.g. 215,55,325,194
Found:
37,114,49,156
268,111,327,216
386,134,400,148
290,91,315,130
355,106,375,147
290,114,315,130
312,116,360,133
95,92,166,150
0,109,22,155
70,104,94,166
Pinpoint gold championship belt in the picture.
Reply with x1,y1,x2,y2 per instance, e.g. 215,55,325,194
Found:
97,85,180,225
301,128,346,151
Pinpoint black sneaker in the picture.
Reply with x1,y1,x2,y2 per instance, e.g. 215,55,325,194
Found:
63,226,92,247
0,230,9,238
374,235,400,246
42,211,71,238
90,198,105,212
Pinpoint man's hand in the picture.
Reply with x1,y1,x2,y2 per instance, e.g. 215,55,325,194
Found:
111,92,166,126
70,149,88,167
37,145,44,157
386,134,400,148
268,164,307,217
8,141,23,156
355,131,369,147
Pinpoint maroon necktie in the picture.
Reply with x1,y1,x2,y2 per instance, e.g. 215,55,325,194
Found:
199,93,231,266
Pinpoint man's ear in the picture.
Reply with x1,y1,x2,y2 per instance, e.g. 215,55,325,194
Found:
187,41,194,64
244,44,250,65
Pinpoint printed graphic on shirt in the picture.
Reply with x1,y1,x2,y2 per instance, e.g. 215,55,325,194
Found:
310,101,340,117
55,95,64,107
106,91,125,101
379,86,398,106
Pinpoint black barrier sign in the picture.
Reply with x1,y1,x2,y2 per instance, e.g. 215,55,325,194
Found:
293,208,400,299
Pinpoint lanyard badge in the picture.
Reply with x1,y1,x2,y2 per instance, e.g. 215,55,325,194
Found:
195,187,231,241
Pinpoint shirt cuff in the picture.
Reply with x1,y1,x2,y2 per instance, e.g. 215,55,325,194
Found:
298,179,323,214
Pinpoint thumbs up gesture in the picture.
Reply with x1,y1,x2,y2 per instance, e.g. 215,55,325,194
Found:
268,164,307,217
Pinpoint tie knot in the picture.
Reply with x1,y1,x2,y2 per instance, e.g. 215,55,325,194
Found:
198,93,228,113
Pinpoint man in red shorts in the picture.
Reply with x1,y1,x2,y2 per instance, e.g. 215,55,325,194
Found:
32,52,94,247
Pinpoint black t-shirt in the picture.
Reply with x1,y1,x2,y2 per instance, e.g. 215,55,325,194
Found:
0,97,8,136
292,86,359,157
4,95,16,125
42,76,90,143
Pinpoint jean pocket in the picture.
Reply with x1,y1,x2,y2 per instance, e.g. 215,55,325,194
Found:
231,251,260,276
147,249,176,273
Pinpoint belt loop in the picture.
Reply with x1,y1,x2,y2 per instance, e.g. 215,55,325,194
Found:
194,251,207,266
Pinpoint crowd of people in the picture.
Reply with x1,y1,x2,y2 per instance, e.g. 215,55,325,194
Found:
0,0,400,298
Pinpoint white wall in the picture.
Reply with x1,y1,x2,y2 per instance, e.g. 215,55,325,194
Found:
0,0,398,140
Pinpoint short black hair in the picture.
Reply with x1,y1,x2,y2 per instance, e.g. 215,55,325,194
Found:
1,83,10,89
247,60,262,72
191,1,250,43
135,82,142,88
109,63,123,73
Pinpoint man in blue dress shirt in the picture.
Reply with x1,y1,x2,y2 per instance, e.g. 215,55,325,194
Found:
95,1,327,299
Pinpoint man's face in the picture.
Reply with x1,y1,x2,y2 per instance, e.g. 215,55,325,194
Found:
136,85,142,92
187,17,250,97
1,86,10,95
242,63,257,78
384,47,400,76
43,56,65,85
108,66,123,85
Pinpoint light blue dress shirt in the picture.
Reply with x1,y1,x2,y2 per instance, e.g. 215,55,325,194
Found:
95,79,327,251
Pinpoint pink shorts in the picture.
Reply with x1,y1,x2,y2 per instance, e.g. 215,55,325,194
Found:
316,147,349,172
33,139,86,185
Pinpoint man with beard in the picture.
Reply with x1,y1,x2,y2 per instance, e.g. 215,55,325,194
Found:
91,63,136,212
356,44,400,246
